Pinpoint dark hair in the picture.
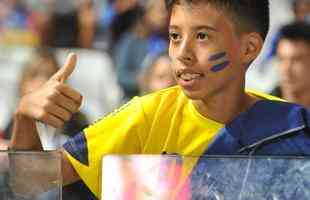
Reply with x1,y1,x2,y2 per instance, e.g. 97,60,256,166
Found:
278,22,310,44
165,0,270,40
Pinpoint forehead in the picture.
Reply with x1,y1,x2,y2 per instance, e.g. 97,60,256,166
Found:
169,3,234,32
278,39,310,55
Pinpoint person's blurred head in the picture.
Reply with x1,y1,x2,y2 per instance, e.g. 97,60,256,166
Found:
276,22,310,106
139,54,176,94
293,0,310,22
143,0,169,34
114,0,138,13
19,48,59,96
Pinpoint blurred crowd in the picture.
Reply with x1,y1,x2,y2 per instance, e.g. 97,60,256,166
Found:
1,0,310,199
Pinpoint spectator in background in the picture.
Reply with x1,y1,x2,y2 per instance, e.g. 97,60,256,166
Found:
78,0,97,48
3,47,94,200
113,0,169,101
41,0,97,48
99,0,143,51
0,0,29,31
138,53,176,95
264,0,310,61
273,22,310,108
0,0,97,48
293,0,310,22
0,0,39,46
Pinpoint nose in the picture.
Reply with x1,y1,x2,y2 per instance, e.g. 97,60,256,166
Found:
176,37,196,65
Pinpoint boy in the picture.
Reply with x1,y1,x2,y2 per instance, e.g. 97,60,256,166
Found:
10,0,310,198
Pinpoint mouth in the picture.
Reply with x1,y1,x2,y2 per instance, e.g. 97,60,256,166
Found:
176,69,204,81
178,73,203,81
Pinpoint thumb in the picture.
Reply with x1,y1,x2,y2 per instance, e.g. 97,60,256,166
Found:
52,53,77,82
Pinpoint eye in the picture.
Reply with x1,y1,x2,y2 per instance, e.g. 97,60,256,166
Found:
197,32,209,41
169,32,181,42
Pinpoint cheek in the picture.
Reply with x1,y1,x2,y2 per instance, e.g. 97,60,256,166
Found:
168,47,177,64
296,65,310,79
196,46,212,67
202,49,231,73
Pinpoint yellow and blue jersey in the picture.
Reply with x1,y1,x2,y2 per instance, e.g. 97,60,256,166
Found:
63,86,310,198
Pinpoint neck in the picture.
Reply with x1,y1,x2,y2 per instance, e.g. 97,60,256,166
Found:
282,89,310,108
192,82,259,124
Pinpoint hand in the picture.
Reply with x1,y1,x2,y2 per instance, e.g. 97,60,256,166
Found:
16,53,83,128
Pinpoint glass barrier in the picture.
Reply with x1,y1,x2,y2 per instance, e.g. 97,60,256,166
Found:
0,151,62,200
102,155,310,200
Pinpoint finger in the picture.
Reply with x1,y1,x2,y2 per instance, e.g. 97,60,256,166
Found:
44,102,72,122
57,84,83,105
52,53,77,83
40,112,64,129
50,91,80,113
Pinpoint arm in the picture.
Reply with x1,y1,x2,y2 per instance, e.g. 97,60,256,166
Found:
9,53,82,186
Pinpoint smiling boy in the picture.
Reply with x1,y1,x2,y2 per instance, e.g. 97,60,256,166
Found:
10,0,310,199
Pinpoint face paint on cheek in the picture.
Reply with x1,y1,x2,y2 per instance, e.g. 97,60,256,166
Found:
208,51,230,72
210,61,230,72
208,52,227,61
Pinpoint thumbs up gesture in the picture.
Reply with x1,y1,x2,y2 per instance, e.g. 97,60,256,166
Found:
16,53,83,128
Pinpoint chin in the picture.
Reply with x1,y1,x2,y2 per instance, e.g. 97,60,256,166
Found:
181,85,225,102
181,88,205,100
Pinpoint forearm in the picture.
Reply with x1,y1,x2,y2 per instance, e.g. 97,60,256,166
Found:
10,112,43,151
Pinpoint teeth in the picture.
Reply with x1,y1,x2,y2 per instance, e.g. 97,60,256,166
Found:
180,73,201,81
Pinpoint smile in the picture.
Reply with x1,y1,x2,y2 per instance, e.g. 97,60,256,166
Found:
179,73,203,81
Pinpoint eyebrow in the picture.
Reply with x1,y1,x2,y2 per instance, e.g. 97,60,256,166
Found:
194,25,218,32
169,25,218,32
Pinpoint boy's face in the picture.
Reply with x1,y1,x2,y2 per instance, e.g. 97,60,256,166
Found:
168,3,246,100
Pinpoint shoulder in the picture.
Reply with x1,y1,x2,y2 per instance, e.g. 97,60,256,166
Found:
234,99,310,133
243,99,309,123
231,100,310,154
246,89,285,102
244,90,310,127
208,100,310,155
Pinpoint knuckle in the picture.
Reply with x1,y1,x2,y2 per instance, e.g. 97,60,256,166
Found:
73,104,80,113
73,103,79,111
62,101,73,112
54,82,63,90
49,80,60,89
47,90,58,101
41,100,51,110
37,110,48,121
67,101,77,112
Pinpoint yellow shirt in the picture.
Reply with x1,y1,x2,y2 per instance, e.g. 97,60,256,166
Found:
64,86,278,198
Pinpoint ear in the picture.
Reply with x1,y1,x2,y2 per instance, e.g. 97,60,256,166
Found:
240,32,263,67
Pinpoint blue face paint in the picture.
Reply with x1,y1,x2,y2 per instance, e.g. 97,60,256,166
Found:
210,61,230,72
208,52,226,61
208,51,230,72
